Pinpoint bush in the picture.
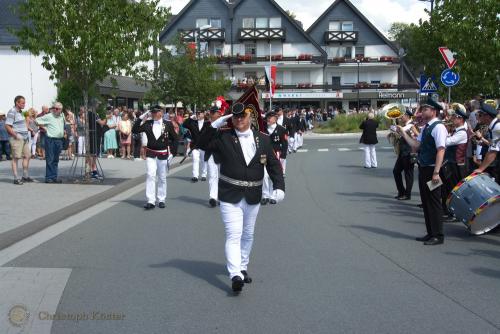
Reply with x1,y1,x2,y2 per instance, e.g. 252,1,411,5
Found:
314,113,390,134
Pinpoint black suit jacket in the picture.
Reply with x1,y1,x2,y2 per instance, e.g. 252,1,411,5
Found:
198,127,285,205
265,125,288,159
132,119,178,159
359,119,379,145
183,118,210,149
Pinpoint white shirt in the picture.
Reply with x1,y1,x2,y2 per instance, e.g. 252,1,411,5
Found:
235,129,256,165
417,118,448,149
267,124,277,134
489,118,500,152
197,120,204,131
152,120,162,140
277,116,284,126
446,125,468,147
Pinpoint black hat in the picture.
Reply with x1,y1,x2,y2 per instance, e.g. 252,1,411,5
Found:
453,108,468,120
231,102,245,115
480,102,498,118
209,106,221,113
421,98,443,111
266,110,277,118
405,108,413,117
150,105,162,113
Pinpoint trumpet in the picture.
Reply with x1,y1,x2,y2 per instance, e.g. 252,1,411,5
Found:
383,103,406,121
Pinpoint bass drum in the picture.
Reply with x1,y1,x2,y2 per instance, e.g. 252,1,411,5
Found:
447,173,500,235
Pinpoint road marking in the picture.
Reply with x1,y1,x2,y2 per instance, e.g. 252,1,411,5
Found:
0,163,192,266
382,146,394,149
338,148,351,152
318,149,329,152
297,149,308,152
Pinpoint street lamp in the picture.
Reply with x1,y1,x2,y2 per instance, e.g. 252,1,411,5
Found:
356,58,360,112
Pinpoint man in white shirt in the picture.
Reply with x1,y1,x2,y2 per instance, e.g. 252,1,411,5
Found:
473,103,499,184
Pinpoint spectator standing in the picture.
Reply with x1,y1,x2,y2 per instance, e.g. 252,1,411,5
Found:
36,102,66,183
103,112,118,158
27,108,38,159
63,108,76,159
36,105,49,160
118,112,132,159
5,95,32,184
0,111,11,160
76,107,86,156
359,112,379,168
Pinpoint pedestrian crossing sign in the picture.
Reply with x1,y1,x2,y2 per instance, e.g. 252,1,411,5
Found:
420,75,438,93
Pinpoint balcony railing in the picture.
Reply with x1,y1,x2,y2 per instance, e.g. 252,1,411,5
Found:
179,28,225,42
238,28,286,41
324,31,358,43
229,83,418,92
328,56,400,64
214,55,323,64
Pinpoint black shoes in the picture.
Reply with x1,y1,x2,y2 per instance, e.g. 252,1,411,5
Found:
201,177,206,181
191,177,198,183
415,235,432,242
241,270,252,284
45,179,62,184
397,196,411,201
22,177,34,183
269,199,277,205
424,237,444,246
209,198,217,207
394,195,403,199
13,179,23,185
144,203,155,210
158,202,165,209
261,198,269,205
231,276,244,293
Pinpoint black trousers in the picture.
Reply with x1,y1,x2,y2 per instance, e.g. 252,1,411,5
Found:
440,163,458,213
393,154,414,197
418,166,443,238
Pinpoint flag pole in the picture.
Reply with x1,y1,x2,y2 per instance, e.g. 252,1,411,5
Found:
269,43,272,113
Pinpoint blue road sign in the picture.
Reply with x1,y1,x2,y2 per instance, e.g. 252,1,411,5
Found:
420,75,438,93
441,69,460,87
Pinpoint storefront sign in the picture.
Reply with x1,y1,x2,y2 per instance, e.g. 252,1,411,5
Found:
262,91,343,99
378,92,407,99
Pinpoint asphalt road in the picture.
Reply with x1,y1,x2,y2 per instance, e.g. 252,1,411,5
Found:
5,137,500,334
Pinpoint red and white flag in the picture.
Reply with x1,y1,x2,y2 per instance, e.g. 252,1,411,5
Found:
264,65,277,97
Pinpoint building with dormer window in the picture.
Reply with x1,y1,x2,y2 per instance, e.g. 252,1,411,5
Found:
159,0,420,111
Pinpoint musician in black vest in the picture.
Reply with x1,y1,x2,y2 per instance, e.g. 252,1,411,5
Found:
183,110,210,182
393,109,418,200
261,110,288,205
204,106,224,207
132,106,178,210
473,103,500,184
198,103,285,293
398,98,448,245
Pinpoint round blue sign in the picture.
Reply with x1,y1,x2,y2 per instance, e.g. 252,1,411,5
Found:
441,69,460,87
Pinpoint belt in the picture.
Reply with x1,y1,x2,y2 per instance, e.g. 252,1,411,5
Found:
145,148,169,156
219,174,262,187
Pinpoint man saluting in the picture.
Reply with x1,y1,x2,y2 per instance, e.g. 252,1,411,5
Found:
198,102,285,293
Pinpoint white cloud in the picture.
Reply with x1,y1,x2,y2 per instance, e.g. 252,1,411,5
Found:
158,0,429,35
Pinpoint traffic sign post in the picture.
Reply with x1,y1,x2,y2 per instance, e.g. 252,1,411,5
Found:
438,47,457,69
420,74,438,94
441,69,460,103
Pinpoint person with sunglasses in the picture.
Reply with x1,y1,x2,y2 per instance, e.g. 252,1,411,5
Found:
198,103,285,294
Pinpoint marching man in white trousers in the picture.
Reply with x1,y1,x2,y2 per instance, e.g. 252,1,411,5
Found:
132,106,178,210
183,110,209,182
198,103,285,294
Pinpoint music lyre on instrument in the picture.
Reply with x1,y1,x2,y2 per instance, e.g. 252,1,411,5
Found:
383,103,406,155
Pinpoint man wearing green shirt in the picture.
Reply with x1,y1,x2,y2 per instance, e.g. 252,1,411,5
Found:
36,102,65,183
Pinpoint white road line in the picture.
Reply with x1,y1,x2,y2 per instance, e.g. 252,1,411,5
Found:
338,148,351,152
0,163,193,266
297,149,308,153
382,146,394,149
318,149,329,152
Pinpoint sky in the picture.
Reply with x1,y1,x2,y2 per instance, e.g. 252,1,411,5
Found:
158,0,430,36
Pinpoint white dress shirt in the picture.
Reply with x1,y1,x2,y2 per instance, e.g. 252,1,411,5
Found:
417,118,448,148
277,116,284,126
446,125,468,146
267,123,277,134
197,120,204,131
489,118,500,152
152,120,162,139
235,129,256,165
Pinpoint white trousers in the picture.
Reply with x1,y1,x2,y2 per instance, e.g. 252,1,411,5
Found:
296,133,303,148
146,157,168,204
78,136,86,155
262,168,274,199
207,155,219,200
363,144,377,168
288,137,295,153
191,149,207,178
220,199,260,279
280,158,287,176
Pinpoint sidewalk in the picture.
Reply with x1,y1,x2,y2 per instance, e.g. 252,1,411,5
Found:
0,156,184,247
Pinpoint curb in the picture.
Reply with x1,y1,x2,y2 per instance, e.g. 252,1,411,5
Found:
0,160,187,251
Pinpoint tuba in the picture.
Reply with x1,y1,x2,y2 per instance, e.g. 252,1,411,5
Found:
383,103,406,156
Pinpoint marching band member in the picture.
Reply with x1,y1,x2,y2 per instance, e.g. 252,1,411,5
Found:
398,98,448,245
205,105,224,207
198,102,285,293
393,109,418,200
441,106,469,219
473,103,500,184
261,110,288,205
183,110,210,182
276,107,291,175
132,106,178,210
295,111,307,149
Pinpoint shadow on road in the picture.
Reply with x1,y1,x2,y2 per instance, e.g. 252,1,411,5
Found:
122,199,146,208
149,259,235,296
345,224,416,240
172,195,209,207
470,267,500,279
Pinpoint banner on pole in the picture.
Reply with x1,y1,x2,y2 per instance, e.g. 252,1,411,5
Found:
264,65,277,97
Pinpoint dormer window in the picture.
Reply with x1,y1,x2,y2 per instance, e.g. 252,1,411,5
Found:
342,21,353,31
196,18,209,28
256,18,268,28
329,21,353,31
242,18,255,28
269,17,281,28
210,19,221,28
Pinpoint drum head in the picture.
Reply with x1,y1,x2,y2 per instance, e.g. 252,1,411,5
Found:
469,198,500,235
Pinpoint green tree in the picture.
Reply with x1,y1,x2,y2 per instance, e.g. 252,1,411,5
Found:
389,0,499,100
11,0,170,109
147,39,231,109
